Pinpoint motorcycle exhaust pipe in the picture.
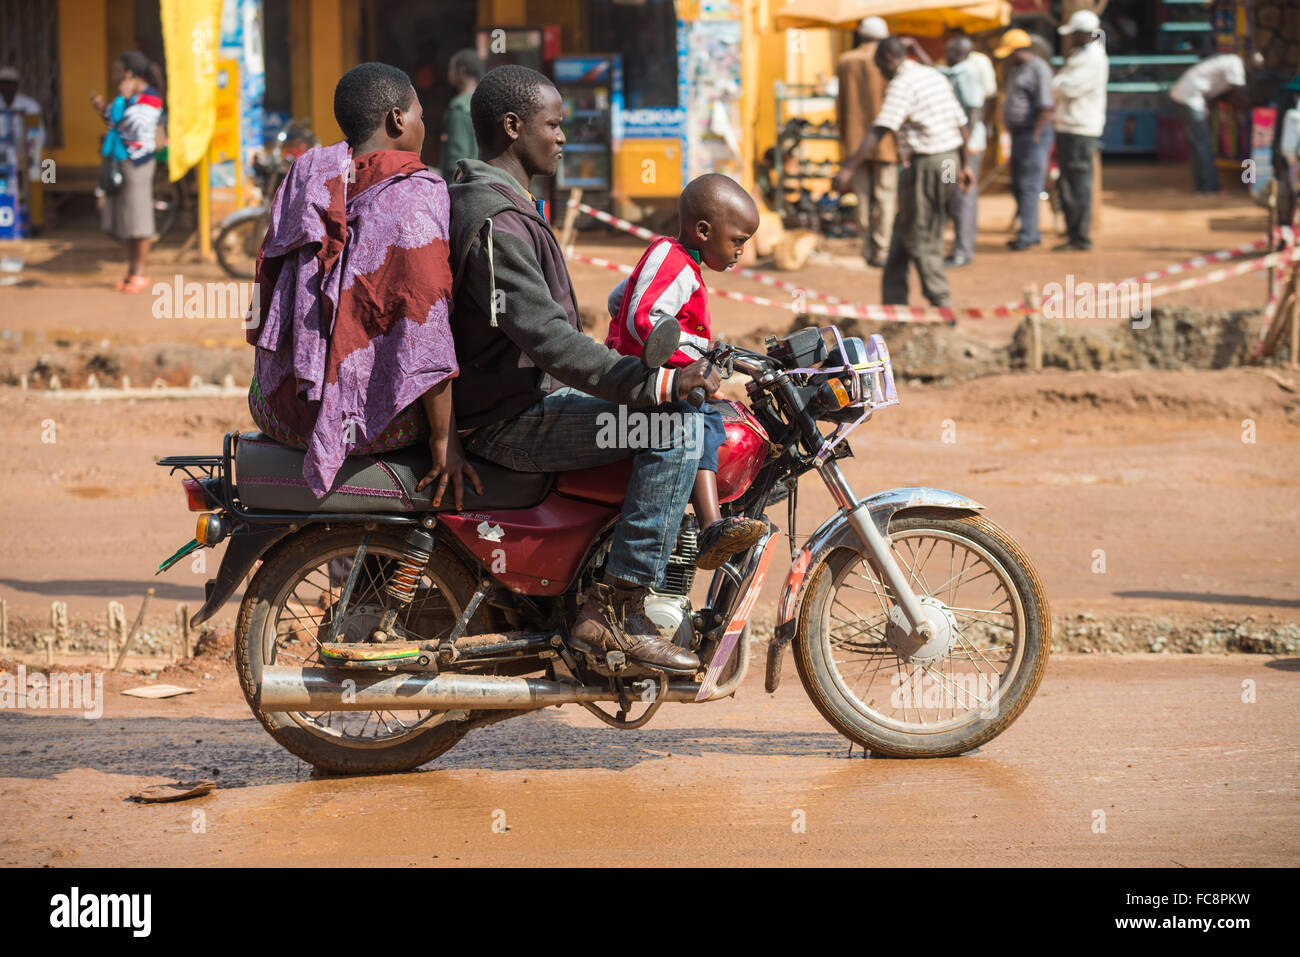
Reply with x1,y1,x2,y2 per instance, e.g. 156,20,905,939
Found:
257,665,700,712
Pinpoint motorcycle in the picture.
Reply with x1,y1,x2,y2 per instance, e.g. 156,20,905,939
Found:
156,320,1050,774
213,119,318,279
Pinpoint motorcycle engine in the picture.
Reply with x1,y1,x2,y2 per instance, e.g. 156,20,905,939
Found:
644,516,698,644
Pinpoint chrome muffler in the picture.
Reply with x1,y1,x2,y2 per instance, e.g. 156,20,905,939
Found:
257,665,701,712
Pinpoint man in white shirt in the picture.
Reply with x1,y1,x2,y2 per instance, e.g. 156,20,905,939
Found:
1169,52,1260,194
1051,10,1108,251
834,37,973,308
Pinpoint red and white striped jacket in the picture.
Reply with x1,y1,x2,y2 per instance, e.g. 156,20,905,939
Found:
605,237,712,371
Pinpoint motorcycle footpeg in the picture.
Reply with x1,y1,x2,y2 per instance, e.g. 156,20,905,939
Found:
317,642,436,672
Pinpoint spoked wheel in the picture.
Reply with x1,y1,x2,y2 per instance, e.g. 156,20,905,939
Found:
793,509,1050,757
234,526,493,774
213,213,267,279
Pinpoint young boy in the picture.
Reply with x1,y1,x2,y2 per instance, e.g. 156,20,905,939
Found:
606,173,766,569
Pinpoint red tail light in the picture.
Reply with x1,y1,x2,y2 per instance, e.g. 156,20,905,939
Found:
182,478,210,511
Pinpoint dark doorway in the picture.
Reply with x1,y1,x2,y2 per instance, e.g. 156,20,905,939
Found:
364,0,479,170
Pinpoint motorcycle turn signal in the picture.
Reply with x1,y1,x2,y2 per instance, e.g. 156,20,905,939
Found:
195,512,229,547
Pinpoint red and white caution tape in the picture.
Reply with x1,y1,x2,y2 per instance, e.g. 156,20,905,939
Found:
568,198,1295,325
567,251,959,322
1147,245,1297,300
574,200,851,305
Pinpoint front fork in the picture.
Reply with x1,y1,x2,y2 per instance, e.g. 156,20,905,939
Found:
818,460,933,641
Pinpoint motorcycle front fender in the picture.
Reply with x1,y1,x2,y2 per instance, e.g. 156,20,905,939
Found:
771,487,984,651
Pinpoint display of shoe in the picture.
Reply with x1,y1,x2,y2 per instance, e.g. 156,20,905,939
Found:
1006,239,1039,251
943,254,970,268
695,516,766,570
570,582,700,674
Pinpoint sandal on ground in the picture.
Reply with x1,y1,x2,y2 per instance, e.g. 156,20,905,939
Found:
112,276,132,291
121,275,150,294
695,516,767,570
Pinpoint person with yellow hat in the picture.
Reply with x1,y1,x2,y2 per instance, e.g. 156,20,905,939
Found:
996,28,1055,251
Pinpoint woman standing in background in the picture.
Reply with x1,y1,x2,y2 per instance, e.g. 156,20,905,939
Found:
91,50,163,293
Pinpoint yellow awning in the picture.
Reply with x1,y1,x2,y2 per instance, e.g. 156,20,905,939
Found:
774,0,1012,35
887,1,1011,38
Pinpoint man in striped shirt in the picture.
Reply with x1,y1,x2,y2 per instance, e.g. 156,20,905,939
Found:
835,36,973,309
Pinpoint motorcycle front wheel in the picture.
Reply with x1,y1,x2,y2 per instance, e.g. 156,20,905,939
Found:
234,526,493,774
793,509,1050,757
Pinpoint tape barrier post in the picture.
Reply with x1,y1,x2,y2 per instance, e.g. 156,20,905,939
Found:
1024,284,1042,372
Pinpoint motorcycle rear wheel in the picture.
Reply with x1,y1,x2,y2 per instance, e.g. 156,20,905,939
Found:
234,526,492,774
793,509,1050,757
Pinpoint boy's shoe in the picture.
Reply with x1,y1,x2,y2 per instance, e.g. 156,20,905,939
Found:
570,582,700,674
695,516,766,570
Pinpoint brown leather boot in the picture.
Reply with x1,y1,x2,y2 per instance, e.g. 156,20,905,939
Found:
570,582,700,674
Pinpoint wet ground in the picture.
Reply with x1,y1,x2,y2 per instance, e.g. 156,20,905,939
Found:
0,653,1295,867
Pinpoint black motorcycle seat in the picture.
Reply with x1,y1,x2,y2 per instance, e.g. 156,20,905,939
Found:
233,432,553,513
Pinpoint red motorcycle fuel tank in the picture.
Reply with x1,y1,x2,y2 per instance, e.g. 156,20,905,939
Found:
715,400,769,503
552,399,770,507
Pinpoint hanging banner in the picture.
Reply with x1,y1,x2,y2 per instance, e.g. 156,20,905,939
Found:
220,0,265,185
161,0,222,182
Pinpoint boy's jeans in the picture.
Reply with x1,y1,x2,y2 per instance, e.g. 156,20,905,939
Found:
465,387,703,589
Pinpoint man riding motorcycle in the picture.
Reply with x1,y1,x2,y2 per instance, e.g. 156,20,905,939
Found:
446,65,721,674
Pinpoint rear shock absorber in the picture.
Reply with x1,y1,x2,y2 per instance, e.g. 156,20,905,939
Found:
371,523,436,642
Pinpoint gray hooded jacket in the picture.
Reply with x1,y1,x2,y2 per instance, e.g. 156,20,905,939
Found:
447,159,669,430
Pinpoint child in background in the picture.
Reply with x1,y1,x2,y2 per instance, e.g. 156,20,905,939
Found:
605,173,765,569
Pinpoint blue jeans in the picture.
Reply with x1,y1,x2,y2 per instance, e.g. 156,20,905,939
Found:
1010,127,1053,244
698,400,725,473
1175,102,1219,192
464,387,703,589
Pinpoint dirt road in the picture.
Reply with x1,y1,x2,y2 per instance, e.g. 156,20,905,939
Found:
0,653,1294,867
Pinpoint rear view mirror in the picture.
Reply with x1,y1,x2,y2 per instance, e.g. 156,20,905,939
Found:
640,316,681,369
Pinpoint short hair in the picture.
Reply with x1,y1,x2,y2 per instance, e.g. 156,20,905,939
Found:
875,36,907,64
333,62,414,144
471,65,555,147
116,50,153,82
679,173,756,226
450,49,483,80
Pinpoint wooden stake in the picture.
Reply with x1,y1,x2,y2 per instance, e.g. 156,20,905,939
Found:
1025,284,1043,372
175,603,191,661
1290,276,1299,370
107,601,126,667
113,588,154,672
558,187,583,255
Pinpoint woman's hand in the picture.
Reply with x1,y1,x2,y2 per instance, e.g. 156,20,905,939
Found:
89,91,106,114
416,430,483,510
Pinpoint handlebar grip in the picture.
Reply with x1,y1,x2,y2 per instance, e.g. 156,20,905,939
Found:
687,386,707,408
